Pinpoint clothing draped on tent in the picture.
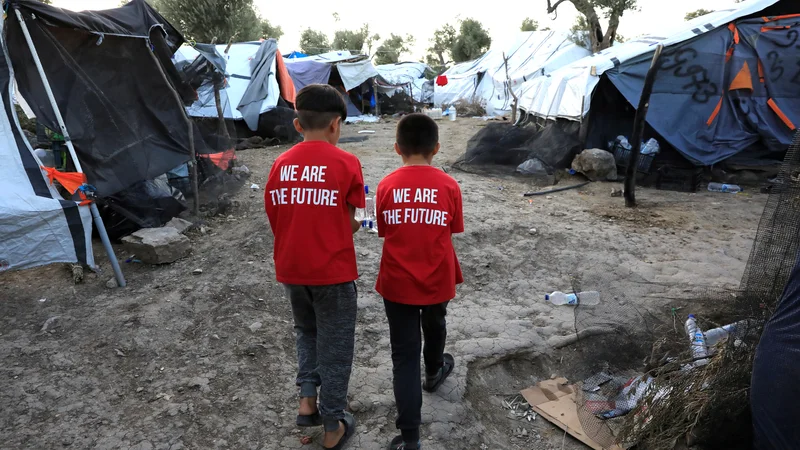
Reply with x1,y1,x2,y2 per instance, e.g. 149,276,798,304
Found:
238,39,279,131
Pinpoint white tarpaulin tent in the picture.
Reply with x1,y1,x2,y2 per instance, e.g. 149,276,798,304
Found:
516,0,781,120
434,31,591,115
175,41,281,124
376,62,432,103
0,39,95,272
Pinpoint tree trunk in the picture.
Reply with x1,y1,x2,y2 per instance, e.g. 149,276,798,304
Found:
547,0,621,52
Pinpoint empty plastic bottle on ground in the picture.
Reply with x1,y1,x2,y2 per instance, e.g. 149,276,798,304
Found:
545,291,600,306
708,183,742,193
448,106,457,122
684,314,708,366
705,320,749,347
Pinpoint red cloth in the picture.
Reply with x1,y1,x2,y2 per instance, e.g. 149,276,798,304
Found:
436,75,448,87
275,50,297,105
265,141,365,285
375,166,464,305
41,166,86,195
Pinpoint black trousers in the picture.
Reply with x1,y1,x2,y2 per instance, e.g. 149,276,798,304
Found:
383,299,449,435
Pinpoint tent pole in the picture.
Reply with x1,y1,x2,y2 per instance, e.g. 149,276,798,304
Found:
14,8,126,287
624,45,664,208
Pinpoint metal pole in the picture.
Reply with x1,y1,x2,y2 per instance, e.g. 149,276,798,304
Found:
624,45,664,208
14,8,126,287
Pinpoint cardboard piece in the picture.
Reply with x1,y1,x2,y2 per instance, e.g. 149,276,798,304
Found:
521,378,624,450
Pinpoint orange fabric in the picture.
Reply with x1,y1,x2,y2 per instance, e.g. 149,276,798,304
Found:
199,149,237,169
274,50,296,106
761,25,791,32
758,59,765,83
41,166,86,195
725,47,734,62
729,62,754,91
768,99,797,130
763,14,800,23
706,98,724,126
728,24,740,44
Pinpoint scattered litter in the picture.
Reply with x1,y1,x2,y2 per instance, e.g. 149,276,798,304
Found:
136,387,144,393
250,183,260,190
41,316,60,332
124,256,142,263
528,228,538,235
193,269,203,275
521,378,623,450
610,188,623,197
114,348,126,357
357,130,376,134
249,322,263,332
582,372,614,393
501,394,536,421
38,298,47,303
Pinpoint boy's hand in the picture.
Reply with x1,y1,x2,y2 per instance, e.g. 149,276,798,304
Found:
348,205,360,234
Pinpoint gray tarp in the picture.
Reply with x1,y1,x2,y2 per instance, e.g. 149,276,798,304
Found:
237,39,278,131
336,60,379,92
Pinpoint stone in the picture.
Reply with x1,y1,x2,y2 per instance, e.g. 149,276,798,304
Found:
121,228,191,264
165,218,194,234
571,148,618,181
249,322,263,332
106,278,118,289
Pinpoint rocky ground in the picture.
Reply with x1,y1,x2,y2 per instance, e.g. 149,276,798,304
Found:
0,118,767,449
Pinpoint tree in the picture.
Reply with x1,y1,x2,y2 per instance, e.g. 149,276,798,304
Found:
546,0,637,53
521,18,539,32
150,0,263,43
451,19,492,63
685,9,713,21
261,20,283,40
426,24,457,68
331,24,379,55
299,29,330,55
374,34,414,65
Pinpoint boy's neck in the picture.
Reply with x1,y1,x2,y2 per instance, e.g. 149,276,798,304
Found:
402,155,432,166
303,131,337,146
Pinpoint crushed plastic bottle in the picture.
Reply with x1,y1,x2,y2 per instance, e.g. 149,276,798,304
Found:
708,183,742,194
641,138,660,155
685,314,708,366
545,291,600,306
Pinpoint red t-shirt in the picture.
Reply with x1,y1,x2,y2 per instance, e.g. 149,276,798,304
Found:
375,166,464,305
264,141,365,285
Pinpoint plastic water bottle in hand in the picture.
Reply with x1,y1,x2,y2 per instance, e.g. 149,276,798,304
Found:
684,314,708,366
354,186,378,233
545,291,600,306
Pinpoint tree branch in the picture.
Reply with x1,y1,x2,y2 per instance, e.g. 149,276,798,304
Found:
546,0,571,14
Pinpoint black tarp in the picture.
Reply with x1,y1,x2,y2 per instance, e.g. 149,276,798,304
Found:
7,0,194,197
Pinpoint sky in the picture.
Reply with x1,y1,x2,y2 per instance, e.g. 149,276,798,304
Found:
53,0,744,58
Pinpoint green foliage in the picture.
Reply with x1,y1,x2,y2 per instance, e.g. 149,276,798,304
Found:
685,9,714,21
521,18,539,32
299,29,331,55
426,24,456,67
261,20,283,40
451,18,491,63
150,0,265,43
331,24,379,55
374,34,414,65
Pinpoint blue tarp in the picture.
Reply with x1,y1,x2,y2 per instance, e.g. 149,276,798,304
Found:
606,16,800,166
752,248,800,448
286,51,307,59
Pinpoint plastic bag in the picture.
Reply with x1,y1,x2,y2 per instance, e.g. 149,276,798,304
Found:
516,158,549,176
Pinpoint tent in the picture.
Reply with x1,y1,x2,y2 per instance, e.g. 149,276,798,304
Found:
434,31,591,115
283,51,382,120
174,40,298,140
375,62,433,104
0,30,95,272
517,0,800,166
0,0,196,279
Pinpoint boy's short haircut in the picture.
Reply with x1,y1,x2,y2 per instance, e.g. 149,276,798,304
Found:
396,113,439,156
295,84,348,131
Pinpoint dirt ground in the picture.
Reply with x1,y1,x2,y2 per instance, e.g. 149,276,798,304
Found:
0,118,767,450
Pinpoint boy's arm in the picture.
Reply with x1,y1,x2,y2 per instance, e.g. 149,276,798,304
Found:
349,204,360,234
450,183,465,234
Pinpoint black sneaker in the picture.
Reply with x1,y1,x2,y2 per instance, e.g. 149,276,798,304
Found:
388,435,421,450
423,353,454,393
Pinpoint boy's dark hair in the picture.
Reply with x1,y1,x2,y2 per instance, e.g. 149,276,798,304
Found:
295,84,347,131
396,113,439,156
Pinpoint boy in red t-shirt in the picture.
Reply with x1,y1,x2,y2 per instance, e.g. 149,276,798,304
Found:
264,84,364,450
375,114,464,450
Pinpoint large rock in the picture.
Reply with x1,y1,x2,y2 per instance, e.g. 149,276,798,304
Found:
166,217,194,234
121,228,191,264
572,148,618,181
